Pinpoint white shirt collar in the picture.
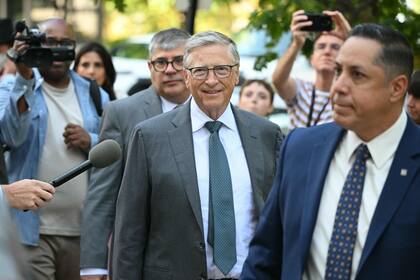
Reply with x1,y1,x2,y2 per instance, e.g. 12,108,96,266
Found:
160,96,178,113
160,95,191,113
344,111,407,168
190,98,237,133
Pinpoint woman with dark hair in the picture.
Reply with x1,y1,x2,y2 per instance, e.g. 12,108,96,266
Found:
406,70,420,125
238,79,274,117
74,42,117,100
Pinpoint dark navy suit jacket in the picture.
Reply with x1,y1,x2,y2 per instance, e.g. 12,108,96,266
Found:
241,118,420,280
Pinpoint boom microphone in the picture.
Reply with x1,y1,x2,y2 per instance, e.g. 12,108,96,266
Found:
50,139,121,187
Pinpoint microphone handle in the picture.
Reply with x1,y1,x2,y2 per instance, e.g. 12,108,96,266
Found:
50,160,92,187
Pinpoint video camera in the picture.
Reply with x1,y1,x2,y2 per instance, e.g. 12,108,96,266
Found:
12,20,75,68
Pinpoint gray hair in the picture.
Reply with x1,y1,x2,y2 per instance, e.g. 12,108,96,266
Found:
183,31,240,67
149,28,191,59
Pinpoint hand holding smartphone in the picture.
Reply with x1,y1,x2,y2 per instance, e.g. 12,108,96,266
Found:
301,13,333,32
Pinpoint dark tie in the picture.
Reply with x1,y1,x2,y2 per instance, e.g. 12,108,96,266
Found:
205,121,236,275
325,144,370,280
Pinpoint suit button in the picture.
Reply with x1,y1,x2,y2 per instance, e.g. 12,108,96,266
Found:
199,242,205,250
200,272,206,279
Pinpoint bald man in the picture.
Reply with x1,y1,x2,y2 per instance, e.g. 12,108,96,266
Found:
0,18,109,279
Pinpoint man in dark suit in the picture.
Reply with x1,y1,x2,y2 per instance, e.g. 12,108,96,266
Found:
80,28,191,279
112,31,283,280
241,24,419,280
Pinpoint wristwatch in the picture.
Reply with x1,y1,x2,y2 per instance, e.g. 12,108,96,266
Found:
6,48,19,63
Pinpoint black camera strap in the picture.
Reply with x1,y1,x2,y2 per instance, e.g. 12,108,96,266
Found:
306,85,329,127
89,80,102,116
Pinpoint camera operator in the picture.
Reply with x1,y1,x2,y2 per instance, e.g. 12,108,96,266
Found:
0,18,109,280
272,10,350,130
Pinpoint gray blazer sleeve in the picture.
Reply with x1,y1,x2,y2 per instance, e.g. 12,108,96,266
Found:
112,125,150,279
80,103,124,269
0,200,27,279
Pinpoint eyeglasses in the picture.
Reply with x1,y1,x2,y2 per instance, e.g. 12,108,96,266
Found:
150,56,184,72
186,64,238,80
42,37,76,48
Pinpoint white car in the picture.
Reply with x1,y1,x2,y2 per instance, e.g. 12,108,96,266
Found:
111,34,153,99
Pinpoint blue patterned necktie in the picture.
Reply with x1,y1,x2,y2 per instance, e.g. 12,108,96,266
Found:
205,121,237,275
325,144,370,280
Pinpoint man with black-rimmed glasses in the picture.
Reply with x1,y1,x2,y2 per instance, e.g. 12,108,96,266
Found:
112,31,283,280
80,28,191,280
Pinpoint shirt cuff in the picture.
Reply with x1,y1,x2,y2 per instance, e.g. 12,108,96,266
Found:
89,132,98,149
80,268,108,276
11,73,35,114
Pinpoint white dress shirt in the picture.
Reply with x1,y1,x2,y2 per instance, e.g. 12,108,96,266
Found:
160,95,179,112
303,112,407,280
190,98,256,279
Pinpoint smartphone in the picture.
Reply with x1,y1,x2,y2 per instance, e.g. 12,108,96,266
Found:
301,13,333,32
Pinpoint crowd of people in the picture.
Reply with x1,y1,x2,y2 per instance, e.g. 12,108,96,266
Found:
0,8,419,280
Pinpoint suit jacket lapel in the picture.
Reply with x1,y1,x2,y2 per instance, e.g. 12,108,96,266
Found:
168,103,204,234
299,124,345,268
143,86,163,118
233,107,266,215
357,119,420,275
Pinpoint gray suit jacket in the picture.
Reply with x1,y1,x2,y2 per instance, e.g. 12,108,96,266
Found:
112,102,283,280
0,200,26,280
80,86,163,269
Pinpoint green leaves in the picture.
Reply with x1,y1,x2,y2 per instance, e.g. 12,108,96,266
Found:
248,0,420,69
106,0,127,12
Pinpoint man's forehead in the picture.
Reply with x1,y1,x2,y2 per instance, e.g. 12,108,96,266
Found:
40,19,73,39
189,44,234,60
151,46,184,59
340,37,381,56
315,34,343,45
336,37,381,66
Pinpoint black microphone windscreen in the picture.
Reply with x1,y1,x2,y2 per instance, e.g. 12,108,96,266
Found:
15,21,26,33
89,139,121,168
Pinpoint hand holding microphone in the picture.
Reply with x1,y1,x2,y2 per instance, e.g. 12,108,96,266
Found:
51,139,121,187
21,140,121,211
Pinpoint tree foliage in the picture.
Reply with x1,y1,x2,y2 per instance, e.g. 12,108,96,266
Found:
103,0,245,42
248,0,420,69
105,0,129,12
105,0,420,68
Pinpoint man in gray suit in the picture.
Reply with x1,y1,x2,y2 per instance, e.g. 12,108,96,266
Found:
0,199,26,280
80,28,191,279
112,31,283,280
